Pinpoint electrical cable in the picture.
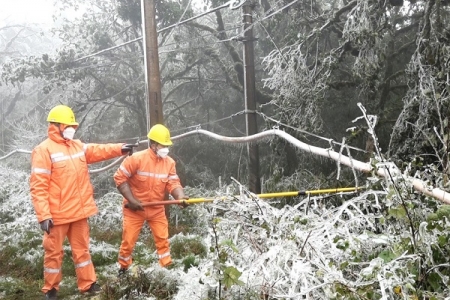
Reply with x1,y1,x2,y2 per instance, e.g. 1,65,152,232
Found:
42,55,143,75
258,0,301,23
170,110,246,134
37,0,298,74
256,110,366,153
158,25,241,48
161,0,193,48
8,121,439,207
73,37,143,63
48,0,301,71
73,2,231,63
68,0,294,64
38,25,242,75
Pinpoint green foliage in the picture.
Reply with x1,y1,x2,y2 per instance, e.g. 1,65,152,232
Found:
427,272,443,292
91,250,117,268
0,278,42,300
333,236,350,251
168,196,211,236
102,268,179,299
333,282,380,300
378,249,397,263
170,236,207,259
388,206,407,220
117,0,141,26
427,205,450,229
0,245,43,280
0,211,14,223
181,255,199,272
90,227,123,246
222,266,244,289
133,242,158,266
436,205,450,220
219,239,239,254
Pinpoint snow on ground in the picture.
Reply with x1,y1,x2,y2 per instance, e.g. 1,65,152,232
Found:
2,165,449,299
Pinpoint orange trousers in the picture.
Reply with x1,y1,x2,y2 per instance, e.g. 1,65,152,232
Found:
118,208,172,268
42,218,96,294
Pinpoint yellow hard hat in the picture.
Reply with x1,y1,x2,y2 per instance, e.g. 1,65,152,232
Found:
147,124,172,146
47,105,79,126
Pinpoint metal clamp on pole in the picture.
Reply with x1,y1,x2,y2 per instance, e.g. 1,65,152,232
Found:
229,0,247,10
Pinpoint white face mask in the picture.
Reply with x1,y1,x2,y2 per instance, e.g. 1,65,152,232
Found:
62,127,76,140
157,147,169,158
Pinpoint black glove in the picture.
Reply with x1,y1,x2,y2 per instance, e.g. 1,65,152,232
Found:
121,144,138,156
40,219,54,234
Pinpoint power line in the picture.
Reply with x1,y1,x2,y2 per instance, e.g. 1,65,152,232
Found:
65,0,300,67
258,0,301,23
170,110,246,134
256,110,366,153
223,0,302,43
159,26,241,48
39,27,242,75
157,2,231,34
73,37,142,62
160,0,193,49
43,55,143,75
74,2,231,63
159,38,236,54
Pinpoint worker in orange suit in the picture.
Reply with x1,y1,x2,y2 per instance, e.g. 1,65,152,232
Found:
30,105,136,300
114,124,188,275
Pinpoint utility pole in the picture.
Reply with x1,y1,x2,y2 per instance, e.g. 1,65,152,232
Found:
141,0,164,128
141,0,171,219
242,2,261,193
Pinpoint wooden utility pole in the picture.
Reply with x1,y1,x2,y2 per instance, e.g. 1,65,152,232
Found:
141,0,164,128
141,0,172,219
242,2,261,193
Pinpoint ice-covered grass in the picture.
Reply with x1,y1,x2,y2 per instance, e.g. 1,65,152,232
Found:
1,165,450,299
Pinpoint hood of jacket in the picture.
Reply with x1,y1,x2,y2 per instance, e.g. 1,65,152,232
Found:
48,123,73,145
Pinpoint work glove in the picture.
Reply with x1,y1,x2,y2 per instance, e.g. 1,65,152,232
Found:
40,219,54,234
121,144,138,156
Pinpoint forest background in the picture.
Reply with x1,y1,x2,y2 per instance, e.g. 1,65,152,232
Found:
1,0,450,299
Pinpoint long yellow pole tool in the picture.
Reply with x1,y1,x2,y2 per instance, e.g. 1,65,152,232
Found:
124,187,362,208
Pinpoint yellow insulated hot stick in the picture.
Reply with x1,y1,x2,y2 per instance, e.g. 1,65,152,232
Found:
257,187,362,198
126,187,362,207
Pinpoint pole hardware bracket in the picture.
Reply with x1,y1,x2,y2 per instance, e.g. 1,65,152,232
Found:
229,0,248,10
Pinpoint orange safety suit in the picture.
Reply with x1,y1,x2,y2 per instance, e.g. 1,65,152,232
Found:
114,148,182,268
30,124,124,294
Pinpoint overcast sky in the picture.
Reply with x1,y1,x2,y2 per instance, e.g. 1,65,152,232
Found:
0,0,55,26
